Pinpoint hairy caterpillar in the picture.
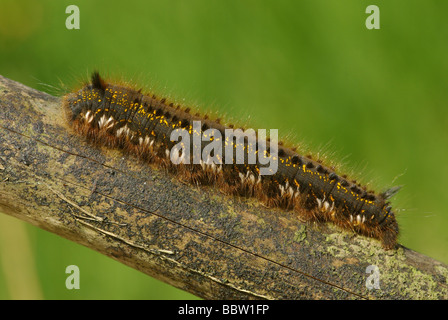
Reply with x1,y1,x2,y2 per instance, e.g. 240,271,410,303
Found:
63,72,400,249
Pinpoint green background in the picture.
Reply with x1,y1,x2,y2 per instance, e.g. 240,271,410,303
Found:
0,0,447,299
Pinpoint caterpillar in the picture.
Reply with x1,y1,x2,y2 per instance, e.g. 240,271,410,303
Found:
63,72,400,250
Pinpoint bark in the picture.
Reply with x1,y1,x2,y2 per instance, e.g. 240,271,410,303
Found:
0,74,447,300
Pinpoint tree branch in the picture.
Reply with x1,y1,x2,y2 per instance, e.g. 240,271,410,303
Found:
0,74,447,300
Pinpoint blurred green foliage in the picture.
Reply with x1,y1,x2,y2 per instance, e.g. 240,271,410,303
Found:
0,0,447,299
